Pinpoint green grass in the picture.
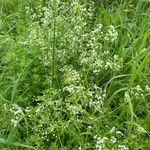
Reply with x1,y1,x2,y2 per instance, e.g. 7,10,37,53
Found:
0,0,150,149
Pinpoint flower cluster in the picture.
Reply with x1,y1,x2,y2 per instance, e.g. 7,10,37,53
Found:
63,66,81,85
10,106,24,127
67,104,84,117
88,85,106,112
94,127,128,150
80,49,123,74
124,85,149,102
104,25,118,42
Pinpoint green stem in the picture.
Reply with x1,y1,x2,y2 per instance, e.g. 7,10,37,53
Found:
52,0,56,87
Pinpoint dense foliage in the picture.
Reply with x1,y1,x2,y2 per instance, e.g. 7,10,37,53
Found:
0,0,150,149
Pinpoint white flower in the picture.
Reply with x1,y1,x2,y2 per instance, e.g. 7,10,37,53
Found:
11,119,19,127
110,127,116,133
145,85,150,91
110,136,117,143
106,25,118,42
118,145,128,150
97,23,103,30
116,131,124,137
67,104,83,115
134,85,142,92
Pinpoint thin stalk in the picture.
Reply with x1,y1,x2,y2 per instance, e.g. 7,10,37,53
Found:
52,0,56,87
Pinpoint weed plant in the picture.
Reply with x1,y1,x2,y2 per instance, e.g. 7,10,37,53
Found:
0,0,150,149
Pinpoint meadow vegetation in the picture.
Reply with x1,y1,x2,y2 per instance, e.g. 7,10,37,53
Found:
0,0,150,149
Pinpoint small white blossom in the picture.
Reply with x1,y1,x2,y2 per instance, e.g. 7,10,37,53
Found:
118,145,128,150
